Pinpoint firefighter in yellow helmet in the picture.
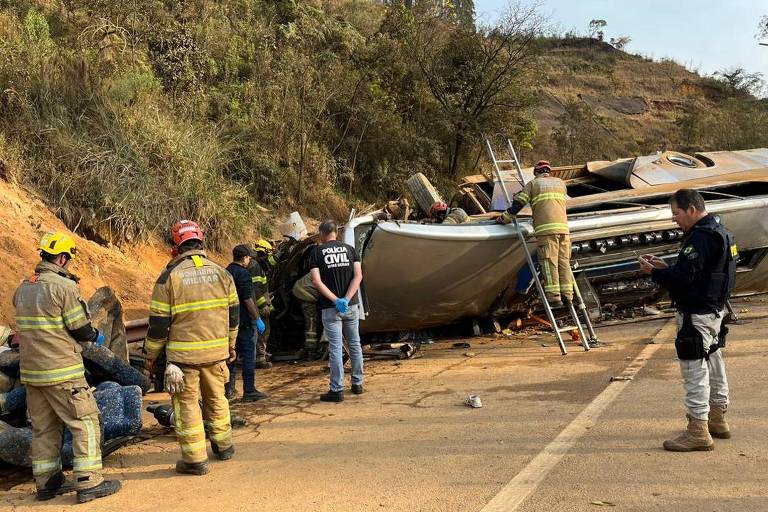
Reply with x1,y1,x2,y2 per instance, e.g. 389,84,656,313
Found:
498,160,572,307
143,220,239,475
14,232,121,503
249,239,275,368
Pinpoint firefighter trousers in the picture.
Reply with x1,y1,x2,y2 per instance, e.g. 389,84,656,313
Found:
171,361,233,463
26,379,103,491
257,314,270,361
536,233,573,301
300,301,319,351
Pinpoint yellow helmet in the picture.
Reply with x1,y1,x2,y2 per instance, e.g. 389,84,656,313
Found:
39,232,77,259
254,239,273,253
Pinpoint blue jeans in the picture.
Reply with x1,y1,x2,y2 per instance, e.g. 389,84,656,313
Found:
321,307,364,392
228,324,256,393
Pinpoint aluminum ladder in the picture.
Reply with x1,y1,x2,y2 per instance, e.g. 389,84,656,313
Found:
484,136,600,355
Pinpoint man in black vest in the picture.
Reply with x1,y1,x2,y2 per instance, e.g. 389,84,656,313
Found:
640,189,736,451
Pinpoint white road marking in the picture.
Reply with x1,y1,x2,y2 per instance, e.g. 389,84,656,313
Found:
480,321,676,512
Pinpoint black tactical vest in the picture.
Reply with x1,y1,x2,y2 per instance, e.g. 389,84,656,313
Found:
689,218,737,310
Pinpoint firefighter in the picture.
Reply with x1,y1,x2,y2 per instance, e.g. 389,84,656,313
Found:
250,239,275,369
497,160,571,307
143,220,239,475
292,272,321,361
14,232,121,503
428,202,470,225
640,189,735,451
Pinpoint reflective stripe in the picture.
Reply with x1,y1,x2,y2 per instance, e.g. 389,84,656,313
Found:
20,363,85,384
63,306,86,326
228,292,238,305
534,222,569,234
730,244,738,257
191,255,203,267
173,395,183,433
209,428,232,442
180,440,207,453
175,423,205,437
150,300,171,314
144,338,165,353
515,192,529,204
82,415,98,463
171,298,229,315
32,458,61,475
15,314,65,330
531,192,567,205
256,296,267,306
73,456,102,472
167,338,229,351
251,276,267,284
544,284,561,291
205,417,230,428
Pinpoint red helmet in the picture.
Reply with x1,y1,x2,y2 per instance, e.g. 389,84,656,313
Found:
533,160,552,174
171,220,204,246
429,202,448,218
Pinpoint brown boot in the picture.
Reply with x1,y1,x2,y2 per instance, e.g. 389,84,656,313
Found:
708,405,731,439
663,415,714,452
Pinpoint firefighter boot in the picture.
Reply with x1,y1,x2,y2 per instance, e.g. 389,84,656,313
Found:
663,415,714,452
35,471,75,501
76,480,122,504
211,443,235,461
176,460,210,475
708,405,731,439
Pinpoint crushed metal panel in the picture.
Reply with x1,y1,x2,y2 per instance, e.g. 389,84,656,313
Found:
356,221,528,333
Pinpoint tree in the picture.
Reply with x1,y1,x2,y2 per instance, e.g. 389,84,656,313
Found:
588,19,606,40
609,35,631,51
551,100,603,164
758,14,768,40
714,67,765,97
411,2,542,175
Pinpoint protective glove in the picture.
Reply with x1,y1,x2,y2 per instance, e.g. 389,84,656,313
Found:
164,363,185,395
335,298,349,314
255,317,266,335
94,332,105,347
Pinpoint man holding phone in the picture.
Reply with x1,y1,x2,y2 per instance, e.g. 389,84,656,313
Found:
639,189,736,452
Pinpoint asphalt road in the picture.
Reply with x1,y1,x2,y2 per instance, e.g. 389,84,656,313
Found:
1,298,766,511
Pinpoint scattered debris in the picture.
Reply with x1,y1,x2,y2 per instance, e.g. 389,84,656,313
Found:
452,342,471,349
0,382,142,467
590,501,617,507
610,376,633,382
465,395,482,408
364,343,418,360
463,352,476,358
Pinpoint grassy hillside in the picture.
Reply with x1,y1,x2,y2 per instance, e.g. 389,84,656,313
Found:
0,1,765,249
528,37,768,164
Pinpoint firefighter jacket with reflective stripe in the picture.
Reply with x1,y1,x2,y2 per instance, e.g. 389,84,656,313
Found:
14,261,95,386
247,259,270,309
442,208,470,225
292,272,319,303
503,175,569,235
144,250,239,365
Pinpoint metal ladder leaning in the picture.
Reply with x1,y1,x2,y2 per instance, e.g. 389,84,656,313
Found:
484,135,600,355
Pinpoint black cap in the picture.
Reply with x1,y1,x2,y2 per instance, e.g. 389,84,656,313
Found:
233,244,255,259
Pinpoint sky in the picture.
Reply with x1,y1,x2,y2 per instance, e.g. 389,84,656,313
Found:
474,0,767,78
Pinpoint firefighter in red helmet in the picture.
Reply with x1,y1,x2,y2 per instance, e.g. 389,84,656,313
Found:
144,220,240,475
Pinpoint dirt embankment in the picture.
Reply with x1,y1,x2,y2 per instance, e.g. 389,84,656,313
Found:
0,179,170,325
